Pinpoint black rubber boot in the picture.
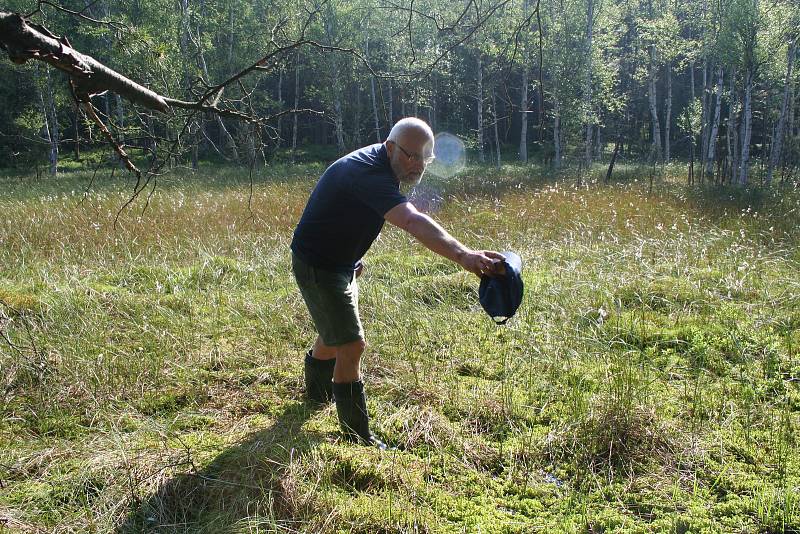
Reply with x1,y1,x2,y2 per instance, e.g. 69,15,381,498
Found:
333,380,389,450
304,350,335,403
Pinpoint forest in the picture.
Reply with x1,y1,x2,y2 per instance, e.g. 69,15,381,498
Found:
1,0,798,184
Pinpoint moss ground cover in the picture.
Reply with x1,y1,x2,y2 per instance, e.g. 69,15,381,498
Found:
1,164,798,532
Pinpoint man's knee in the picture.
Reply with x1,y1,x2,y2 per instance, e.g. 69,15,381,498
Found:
337,338,366,358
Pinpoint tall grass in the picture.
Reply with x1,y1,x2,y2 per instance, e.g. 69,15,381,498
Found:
1,163,798,532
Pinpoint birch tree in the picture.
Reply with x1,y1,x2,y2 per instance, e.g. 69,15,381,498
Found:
765,24,798,185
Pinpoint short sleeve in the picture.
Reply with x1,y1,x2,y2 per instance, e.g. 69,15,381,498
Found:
349,171,408,216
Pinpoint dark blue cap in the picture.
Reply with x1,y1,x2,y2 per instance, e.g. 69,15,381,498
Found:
479,251,524,324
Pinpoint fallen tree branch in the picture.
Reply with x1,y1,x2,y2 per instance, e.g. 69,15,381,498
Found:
0,12,169,112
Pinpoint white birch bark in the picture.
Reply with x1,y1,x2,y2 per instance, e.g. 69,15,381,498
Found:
388,81,393,127
700,61,710,176
767,39,796,184
726,65,736,184
647,45,662,163
492,88,501,168
292,50,300,163
73,105,80,160
553,95,561,169
583,0,595,169
595,126,602,160
549,0,561,170
354,81,362,146
191,0,237,161
324,11,345,153
370,75,380,142
366,25,380,142
738,68,754,184
36,64,59,175
430,77,437,130
730,66,740,184
333,97,345,152
519,0,530,162
698,0,709,175
115,94,124,144
705,65,723,178
519,64,529,162
45,66,59,175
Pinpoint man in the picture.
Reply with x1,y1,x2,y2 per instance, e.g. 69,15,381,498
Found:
291,117,503,449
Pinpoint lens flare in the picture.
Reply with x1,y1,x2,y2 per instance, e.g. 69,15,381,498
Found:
427,132,465,179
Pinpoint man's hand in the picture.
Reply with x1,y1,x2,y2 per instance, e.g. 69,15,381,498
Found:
355,263,364,278
458,250,506,278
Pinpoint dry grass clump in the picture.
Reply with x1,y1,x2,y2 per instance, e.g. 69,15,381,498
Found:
544,397,678,483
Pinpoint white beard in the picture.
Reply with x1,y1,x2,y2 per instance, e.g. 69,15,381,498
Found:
400,173,422,188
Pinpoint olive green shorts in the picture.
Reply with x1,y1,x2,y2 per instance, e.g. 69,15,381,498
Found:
291,252,364,346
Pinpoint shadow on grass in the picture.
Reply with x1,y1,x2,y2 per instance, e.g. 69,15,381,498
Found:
115,400,327,533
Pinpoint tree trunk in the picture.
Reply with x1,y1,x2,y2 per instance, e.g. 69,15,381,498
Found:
738,68,754,185
370,75,380,142
192,0,237,161
648,45,662,164
726,66,736,185
519,0,530,162
767,39,796,185
353,79,362,146
477,55,485,163
705,65,723,179
292,50,300,164
37,64,59,175
664,60,672,164
789,77,797,139
492,89,501,168
428,95,436,130
429,76,437,130
606,136,620,183
333,96,345,152
388,81,393,126
367,25,380,143
700,60,709,181
553,95,561,170
730,65,740,184
594,124,603,161
73,105,81,161
115,93,125,144
277,69,283,147
583,0,595,169
519,61,529,162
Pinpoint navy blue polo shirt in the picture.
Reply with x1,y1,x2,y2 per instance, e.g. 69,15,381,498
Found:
291,143,408,273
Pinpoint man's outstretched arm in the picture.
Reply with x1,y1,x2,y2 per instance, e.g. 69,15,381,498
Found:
385,202,504,277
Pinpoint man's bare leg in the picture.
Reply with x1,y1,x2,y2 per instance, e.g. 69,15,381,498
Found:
333,338,366,383
312,336,337,360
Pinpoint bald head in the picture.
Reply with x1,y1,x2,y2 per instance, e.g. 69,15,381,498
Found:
384,118,435,186
387,117,434,145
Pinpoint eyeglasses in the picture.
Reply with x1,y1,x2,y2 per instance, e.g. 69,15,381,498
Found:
390,141,435,165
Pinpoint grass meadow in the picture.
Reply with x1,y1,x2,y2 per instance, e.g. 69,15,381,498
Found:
1,163,799,533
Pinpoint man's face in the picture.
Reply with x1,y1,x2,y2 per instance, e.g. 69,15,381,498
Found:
387,131,434,186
